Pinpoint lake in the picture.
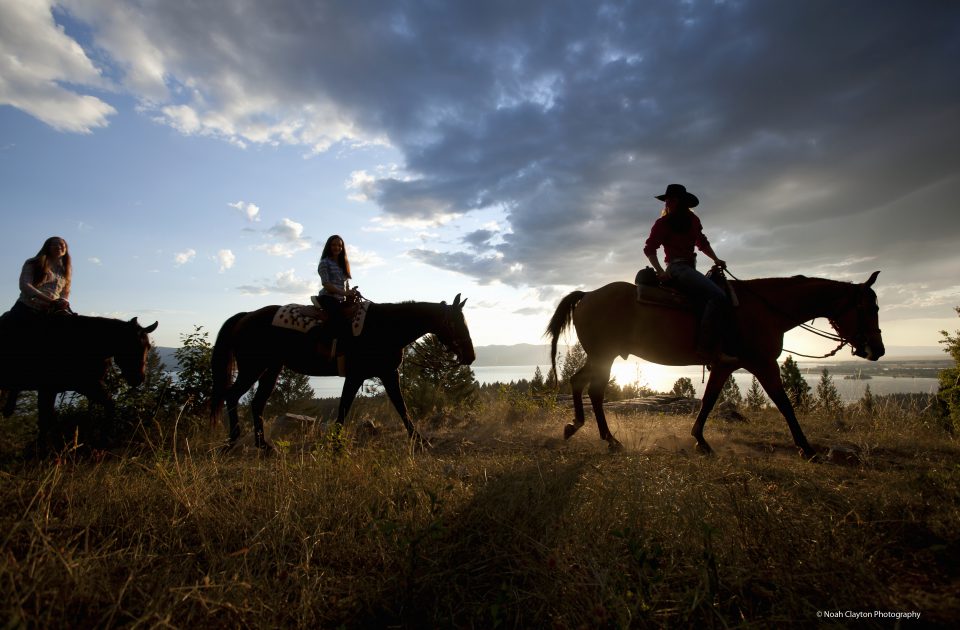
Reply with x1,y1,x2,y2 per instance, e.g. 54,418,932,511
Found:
310,361,940,403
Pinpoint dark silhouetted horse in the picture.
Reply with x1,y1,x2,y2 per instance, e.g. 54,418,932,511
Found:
547,272,884,458
0,315,158,449
211,294,475,449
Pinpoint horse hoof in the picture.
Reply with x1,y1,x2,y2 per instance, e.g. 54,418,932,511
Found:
410,433,431,451
563,423,581,440
607,439,624,453
694,441,714,456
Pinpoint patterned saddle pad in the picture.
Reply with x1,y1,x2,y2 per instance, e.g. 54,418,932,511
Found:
272,301,371,335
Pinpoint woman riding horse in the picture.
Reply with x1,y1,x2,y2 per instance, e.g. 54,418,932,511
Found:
643,184,737,366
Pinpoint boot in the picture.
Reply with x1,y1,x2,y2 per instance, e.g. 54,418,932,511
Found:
697,299,739,366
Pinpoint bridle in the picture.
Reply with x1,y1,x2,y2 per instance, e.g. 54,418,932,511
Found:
442,306,473,362
726,269,881,360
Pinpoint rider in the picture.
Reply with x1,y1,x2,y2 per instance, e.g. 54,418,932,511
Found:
1,236,74,416
11,236,73,322
314,234,358,358
643,184,738,366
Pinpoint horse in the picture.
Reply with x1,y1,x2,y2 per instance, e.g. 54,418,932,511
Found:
210,294,475,449
546,272,884,458
0,315,158,449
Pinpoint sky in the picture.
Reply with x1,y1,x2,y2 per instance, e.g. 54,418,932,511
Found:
1,0,959,360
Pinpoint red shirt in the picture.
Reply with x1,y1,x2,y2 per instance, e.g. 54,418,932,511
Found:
643,212,711,264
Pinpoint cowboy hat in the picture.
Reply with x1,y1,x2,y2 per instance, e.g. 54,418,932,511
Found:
655,183,699,208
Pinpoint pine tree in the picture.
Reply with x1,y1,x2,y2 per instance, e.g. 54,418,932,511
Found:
559,342,587,387
858,383,874,416
780,355,811,411
265,368,315,417
745,377,766,411
671,377,697,399
814,368,843,416
718,374,742,407
399,333,478,416
531,366,545,395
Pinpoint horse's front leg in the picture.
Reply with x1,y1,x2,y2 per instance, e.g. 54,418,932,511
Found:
691,365,735,454
78,382,116,447
2,389,20,417
751,361,816,459
250,366,282,450
378,371,427,447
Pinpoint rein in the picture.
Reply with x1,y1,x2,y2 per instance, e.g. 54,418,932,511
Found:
723,268,851,359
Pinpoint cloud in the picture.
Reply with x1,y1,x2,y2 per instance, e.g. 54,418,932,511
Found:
237,269,316,296
87,257,102,265
173,248,196,266
7,1,958,313
0,0,116,132
228,201,260,222
256,218,312,257
216,249,235,272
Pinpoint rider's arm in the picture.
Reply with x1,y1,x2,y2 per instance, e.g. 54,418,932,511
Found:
18,261,55,306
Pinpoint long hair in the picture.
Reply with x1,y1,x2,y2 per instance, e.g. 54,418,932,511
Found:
661,205,694,233
31,236,72,294
320,234,352,278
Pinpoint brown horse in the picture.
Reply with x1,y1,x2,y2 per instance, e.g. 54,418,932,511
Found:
546,272,884,458
0,315,158,449
210,294,475,449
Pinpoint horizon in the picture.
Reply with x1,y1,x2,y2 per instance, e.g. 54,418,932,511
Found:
2,2,959,355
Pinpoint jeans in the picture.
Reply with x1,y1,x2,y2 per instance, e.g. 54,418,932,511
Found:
666,261,733,356
666,261,725,307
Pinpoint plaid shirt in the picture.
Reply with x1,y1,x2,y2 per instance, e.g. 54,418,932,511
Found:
318,257,349,301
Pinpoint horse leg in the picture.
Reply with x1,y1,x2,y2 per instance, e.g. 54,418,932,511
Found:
379,370,426,446
691,365,735,454
586,358,622,451
223,367,263,443
564,362,591,440
751,361,816,459
250,366,282,450
79,383,116,448
335,373,365,426
2,389,19,417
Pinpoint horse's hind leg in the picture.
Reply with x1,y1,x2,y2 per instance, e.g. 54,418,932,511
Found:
564,363,591,439
250,366,282,449
587,359,622,451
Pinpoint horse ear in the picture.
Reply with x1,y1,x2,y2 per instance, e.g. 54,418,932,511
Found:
143,321,159,334
864,271,880,288
130,317,139,326
458,297,468,309
453,293,462,307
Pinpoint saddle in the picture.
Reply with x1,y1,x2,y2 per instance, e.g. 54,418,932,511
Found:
634,265,736,311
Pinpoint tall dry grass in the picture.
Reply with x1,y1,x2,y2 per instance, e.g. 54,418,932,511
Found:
1,394,958,627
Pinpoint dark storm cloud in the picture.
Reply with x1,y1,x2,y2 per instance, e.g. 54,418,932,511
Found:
35,0,960,313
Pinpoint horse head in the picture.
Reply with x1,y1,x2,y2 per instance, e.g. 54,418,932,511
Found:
114,317,159,387
830,271,885,361
438,293,476,365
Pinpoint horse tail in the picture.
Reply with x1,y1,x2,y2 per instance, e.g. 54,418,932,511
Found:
545,290,586,383
210,312,246,425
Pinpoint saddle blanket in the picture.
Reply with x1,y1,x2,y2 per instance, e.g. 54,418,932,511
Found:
272,301,370,335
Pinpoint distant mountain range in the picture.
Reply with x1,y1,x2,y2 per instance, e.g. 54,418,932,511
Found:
152,343,942,371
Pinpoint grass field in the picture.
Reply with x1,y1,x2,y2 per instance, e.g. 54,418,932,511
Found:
1,394,958,627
